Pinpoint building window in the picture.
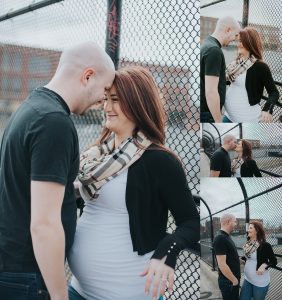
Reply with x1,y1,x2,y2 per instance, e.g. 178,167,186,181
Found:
1,76,22,92
28,56,51,74
1,52,22,72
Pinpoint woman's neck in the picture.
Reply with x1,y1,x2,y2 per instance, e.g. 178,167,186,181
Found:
249,237,257,241
240,52,250,60
237,151,243,159
114,132,134,148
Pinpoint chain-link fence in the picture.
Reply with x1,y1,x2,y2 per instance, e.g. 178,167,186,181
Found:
201,0,282,122
0,1,200,299
201,123,282,177
200,178,282,300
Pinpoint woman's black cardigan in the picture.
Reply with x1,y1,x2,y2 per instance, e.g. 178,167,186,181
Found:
240,159,262,177
227,61,280,114
242,242,277,271
245,61,279,114
125,147,200,269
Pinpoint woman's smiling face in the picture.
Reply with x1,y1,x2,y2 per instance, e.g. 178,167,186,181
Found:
104,85,136,135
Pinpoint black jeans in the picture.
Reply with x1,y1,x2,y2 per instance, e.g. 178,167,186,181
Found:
218,277,240,300
0,272,49,300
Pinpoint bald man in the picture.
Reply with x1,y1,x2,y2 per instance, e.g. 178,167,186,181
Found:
0,42,115,300
213,214,240,300
201,16,241,123
210,134,237,177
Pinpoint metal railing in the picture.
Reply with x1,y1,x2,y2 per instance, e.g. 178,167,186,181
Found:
201,123,282,177
200,178,282,300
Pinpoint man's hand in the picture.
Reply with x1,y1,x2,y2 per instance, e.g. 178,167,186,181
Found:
256,263,267,275
140,257,174,299
232,277,239,286
260,111,273,123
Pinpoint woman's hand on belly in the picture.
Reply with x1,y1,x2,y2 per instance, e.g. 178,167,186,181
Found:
140,256,174,299
256,263,267,275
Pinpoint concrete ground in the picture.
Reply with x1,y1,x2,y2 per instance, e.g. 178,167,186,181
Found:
200,260,222,300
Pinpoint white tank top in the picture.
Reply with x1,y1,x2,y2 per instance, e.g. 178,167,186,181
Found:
224,72,261,123
244,251,270,287
68,170,154,300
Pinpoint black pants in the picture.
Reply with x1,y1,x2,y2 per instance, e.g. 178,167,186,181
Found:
218,277,240,300
0,272,49,300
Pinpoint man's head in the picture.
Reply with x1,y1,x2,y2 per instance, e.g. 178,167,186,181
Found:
222,134,237,151
49,42,115,114
214,16,241,46
220,213,237,234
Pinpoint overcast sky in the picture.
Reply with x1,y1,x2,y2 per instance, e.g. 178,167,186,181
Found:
0,0,199,68
201,0,282,30
200,178,282,226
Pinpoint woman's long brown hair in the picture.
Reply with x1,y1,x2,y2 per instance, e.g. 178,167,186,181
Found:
241,139,253,161
239,26,263,60
98,66,167,150
248,220,266,245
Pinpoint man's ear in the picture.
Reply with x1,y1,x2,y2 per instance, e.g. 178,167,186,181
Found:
83,68,96,82
226,27,231,34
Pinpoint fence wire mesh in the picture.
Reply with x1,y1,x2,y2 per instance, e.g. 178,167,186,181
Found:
200,178,282,300
201,0,282,122
0,1,200,299
201,123,282,177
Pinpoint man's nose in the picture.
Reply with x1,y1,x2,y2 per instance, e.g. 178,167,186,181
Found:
104,100,112,111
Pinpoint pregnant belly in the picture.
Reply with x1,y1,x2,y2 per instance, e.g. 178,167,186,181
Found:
68,219,153,298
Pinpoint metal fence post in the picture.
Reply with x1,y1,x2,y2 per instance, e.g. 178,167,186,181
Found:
239,123,243,139
242,0,249,28
237,178,249,233
105,0,122,69
200,197,216,271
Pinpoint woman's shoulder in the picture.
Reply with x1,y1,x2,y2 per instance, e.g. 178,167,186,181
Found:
244,158,256,165
259,241,272,250
142,145,183,172
251,60,270,71
143,145,179,163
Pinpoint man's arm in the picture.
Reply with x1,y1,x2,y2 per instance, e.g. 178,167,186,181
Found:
30,181,68,300
210,170,220,177
205,75,222,123
216,255,238,286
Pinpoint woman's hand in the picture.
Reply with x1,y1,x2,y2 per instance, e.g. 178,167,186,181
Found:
260,111,273,123
240,258,246,265
140,256,174,299
256,263,267,275
73,180,81,198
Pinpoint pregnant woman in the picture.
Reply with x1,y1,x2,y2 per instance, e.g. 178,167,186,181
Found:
240,221,277,300
231,139,262,177
67,66,199,300
223,26,279,123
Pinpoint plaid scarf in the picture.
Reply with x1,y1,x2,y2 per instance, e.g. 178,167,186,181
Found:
231,157,244,174
243,239,260,258
78,132,152,201
226,55,257,82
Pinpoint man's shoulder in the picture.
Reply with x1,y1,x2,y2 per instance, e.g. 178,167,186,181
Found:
212,148,224,157
27,88,69,117
201,37,223,54
213,234,228,250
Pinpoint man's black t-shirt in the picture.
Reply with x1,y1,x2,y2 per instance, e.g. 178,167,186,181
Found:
0,87,79,272
200,35,226,113
210,147,231,177
213,230,241,280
